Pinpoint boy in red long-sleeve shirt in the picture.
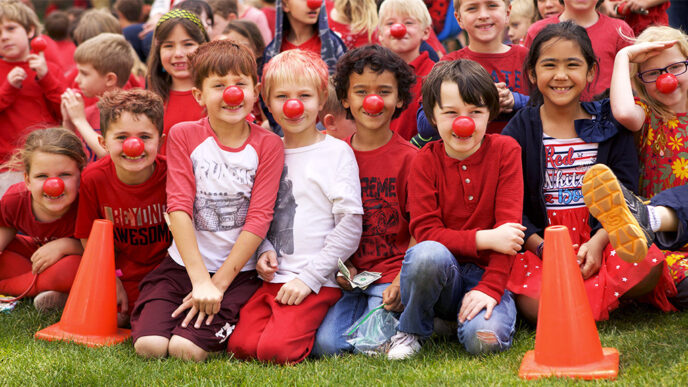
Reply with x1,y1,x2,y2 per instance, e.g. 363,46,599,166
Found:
387,59,525,360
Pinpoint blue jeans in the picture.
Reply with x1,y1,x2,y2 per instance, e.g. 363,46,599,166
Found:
398,241,516,355
311,283,389,356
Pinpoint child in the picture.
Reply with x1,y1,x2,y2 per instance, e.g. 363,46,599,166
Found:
502,21,675,323
378,0,436,141
61,33,135,163
312,45,417,356
220,19,266,61
0,128,86,312
208,0,238,40
317,81,356,140
147,9,209,154
75,89,170,327
524,0,634,99
508,0,535,45
387,59,524,360
609,26,688,199
0,0,66,185
43,11,76,76
115,0,147,62
534,0,564,20
132,40,283,362
237,0,272,45
227,48,362,364
327,0,379,50
582,165,688,309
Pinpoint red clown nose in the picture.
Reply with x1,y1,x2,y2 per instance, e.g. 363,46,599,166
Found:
123,137,145,157
43,177,64,197
362,95,384,115
223,86,244,106
31,37,47,53
283,99,304,118
306,0,322,9
452,116,475,137
390,23,407,39
656,73,678,94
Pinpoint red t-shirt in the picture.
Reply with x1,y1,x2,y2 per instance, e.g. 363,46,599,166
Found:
391,51,436,141
281,33,322,56
0,59,65,164
442,45,529,133
408,134,523,301
53,39,76,77
74,155,170,284
261,6,276,37
0,183,78,245
346,133,417,283
327,9,378,50
524,12,633,99
623,2,669,36
159,90,205,155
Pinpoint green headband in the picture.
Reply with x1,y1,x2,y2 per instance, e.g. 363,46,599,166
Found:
156,9,205,32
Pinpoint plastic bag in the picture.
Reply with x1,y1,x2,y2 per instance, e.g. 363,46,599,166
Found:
345,305,399,355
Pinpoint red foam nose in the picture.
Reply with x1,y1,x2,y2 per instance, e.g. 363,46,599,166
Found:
452,116,475,137
306,0,322,9
363,95,384,115
30,36,47,53
43,177,64,197
283,99,304,118
123,137,145,157
656,73,678,94
390,23,407,39
616,2,629,16
223,86,244,106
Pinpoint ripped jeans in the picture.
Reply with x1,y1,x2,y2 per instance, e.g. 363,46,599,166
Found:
398,241,516,355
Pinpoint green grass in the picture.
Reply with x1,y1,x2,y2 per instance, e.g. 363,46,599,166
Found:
1,301,687,386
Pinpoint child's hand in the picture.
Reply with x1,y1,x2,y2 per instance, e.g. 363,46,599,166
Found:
382,282,403,312
496,82,514,114
275,278,311,305
115,277,129,316
187,280,223,328
256,250,278,281
477,223,526,255
336,264,357,291
459,290,497,323
30,244,63,274
61,89,86,123
60,98,75,131
622,41,676,64
7,66,27,88
576,231,607,279
27,53,48,79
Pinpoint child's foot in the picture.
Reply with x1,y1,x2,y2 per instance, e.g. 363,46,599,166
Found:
33,291,68,312
387,331,421,360
582,164,653,263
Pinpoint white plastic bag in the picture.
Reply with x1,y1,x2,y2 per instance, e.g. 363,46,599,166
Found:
346,305,399,355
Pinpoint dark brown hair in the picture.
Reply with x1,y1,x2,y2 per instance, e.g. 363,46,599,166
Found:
98,89,165,136
114,0,144,23
189,39,258,88
223,19,265,60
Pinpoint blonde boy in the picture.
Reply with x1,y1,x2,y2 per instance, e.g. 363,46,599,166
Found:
61,33,135,162
378,0,436,140
317,81,356,141
508,0,535,44
227,49,363,364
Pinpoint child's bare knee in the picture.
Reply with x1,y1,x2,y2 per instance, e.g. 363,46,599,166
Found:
168,335,208,362
134,336,169,358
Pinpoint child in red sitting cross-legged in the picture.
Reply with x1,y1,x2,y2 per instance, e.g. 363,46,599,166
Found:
227,49,363,364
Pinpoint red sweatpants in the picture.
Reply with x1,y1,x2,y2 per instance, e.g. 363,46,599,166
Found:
227,282,341,364
0,236,80,297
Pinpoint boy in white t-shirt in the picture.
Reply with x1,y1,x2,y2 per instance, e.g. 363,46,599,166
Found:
227,49,364,364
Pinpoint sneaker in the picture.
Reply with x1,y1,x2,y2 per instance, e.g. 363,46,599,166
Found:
387,331,421,360
582,164,653,263
33,291,68,313
433,317,457,337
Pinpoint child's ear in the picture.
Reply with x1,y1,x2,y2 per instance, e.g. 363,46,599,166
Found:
158,133,166,151
105,72,118,88
27,26,36,40
98,135,107,152
421,25,431,41
192,87,205,106
455,10,463,29
254,82,261,100
528,69,536,85
228,12,237,21
24,171,30,188
282,0,291,13
322,113,337,131
587,63,597,83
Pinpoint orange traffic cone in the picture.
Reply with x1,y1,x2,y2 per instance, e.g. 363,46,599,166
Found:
519,225,619,380
35,219,130,346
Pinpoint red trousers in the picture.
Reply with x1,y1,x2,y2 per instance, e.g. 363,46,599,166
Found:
227,282,340,364
0,236,80,297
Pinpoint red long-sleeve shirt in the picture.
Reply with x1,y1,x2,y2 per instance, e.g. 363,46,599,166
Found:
408,134,523,301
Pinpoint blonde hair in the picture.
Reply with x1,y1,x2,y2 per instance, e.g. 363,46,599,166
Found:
631,26,688,121
378,0,432,29
334,0,377,40
0,0,41,35
510,0,536,22
261,49,329,102
2,128,87,173
74,33,135,88
72,9,122,45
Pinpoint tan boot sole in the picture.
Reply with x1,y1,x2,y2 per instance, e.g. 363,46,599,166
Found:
582,164,647,263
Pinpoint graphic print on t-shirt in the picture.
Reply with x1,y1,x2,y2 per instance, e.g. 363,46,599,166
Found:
266,167,297,256
352,176,402,259
104,203,171,246
542,136,598,209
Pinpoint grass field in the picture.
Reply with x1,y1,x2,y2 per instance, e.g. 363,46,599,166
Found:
1,301,687,386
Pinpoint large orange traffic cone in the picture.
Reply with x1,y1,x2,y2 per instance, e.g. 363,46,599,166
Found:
519,225,619,380
35,219,130,346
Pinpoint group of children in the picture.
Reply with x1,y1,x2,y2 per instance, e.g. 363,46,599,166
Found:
0,0,687,365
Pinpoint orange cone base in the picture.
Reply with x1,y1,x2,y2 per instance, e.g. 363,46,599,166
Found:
35,323,130,347
519,347,619,380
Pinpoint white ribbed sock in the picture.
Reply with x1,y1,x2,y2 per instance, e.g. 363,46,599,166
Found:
647,205,661,232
